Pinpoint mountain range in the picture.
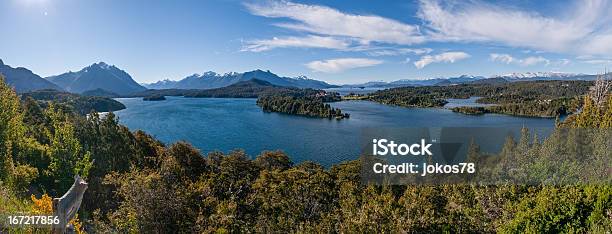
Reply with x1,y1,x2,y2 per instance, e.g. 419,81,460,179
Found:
143,70,337,90
0,59,63,92
492,72,597,81
341,75,486,88
46,62,146,95
0,58,607,95
341,72,603,88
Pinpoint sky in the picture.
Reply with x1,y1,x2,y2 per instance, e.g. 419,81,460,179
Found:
1,0,612,85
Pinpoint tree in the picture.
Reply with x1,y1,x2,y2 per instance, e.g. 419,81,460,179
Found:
0,76,38,191
45,105,93,195
589,72,611,108
254,150,292,171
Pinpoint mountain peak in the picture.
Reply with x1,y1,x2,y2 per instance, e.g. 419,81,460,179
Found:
0,59,4,65
251,69,272,74
145,69,335,89
47,62,145,95
494,71,579,79
82,62,115,72
93,61,112,69
202,71,219,77
294,75,309,80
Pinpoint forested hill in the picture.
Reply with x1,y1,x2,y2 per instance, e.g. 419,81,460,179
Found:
368,80,592,117
21,89,126,115
184,79,308,98
131,79,324,98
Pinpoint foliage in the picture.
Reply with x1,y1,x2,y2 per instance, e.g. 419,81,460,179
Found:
451,106,487,115
142,94,166,101
21,89,126,115
1,77,611,233
31,194,53,214
371,80,592,117
257,94,348,119
130,79,323,98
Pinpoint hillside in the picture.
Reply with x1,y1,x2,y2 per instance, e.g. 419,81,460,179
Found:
21,89,126,115
46,62,146,95
342,75,485,88
368,80,592,117
132,79,320,98
469,77,509,85
143,69,337,90
0,59,63,92
81,88,120,98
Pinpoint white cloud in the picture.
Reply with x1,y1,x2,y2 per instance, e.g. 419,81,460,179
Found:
490,53,550,66
553,59,571,66
582,59,612,65
243,0,612,58
244,1,425,46
489,53,516,64
581,34,612,55
417,0,612,55
366,48,433,56
521,56,550,66
306,58,383,73
414,52,470,69
241,35,351,52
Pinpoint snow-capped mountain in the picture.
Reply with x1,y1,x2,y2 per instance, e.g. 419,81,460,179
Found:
494,72,583,79
143,69,337,90
493,72,596,81
342,75,486,88
143,79,179,89
46,62,146,95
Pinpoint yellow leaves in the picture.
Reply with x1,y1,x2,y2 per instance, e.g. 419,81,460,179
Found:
31,194,53,214
70,214,85,234
30,194,86,233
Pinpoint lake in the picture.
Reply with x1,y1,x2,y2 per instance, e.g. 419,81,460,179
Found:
443,97,497,108
114,97,554,166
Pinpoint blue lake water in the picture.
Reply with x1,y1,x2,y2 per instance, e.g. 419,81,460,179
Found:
114,97,554,166
443,97,497,108
325,87,383,95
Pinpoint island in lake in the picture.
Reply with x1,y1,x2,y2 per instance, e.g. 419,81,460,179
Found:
143,94,166,101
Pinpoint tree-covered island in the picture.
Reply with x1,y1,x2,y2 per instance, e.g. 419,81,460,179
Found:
367,80,591,117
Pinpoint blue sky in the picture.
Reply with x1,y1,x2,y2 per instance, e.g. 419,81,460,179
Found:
1,0,611,84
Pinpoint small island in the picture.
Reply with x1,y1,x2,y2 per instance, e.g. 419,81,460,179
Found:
143,95,166,101
451,106,487,115
257,92,349,119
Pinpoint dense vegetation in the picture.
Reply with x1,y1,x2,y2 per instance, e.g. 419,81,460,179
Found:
370,80,592,117
450,106,487,115
452,97,580,117
20,89,125,115
142,94,166,101
0,75,610,233
257,94,349,119
81,88,119,98
130,79,319,98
